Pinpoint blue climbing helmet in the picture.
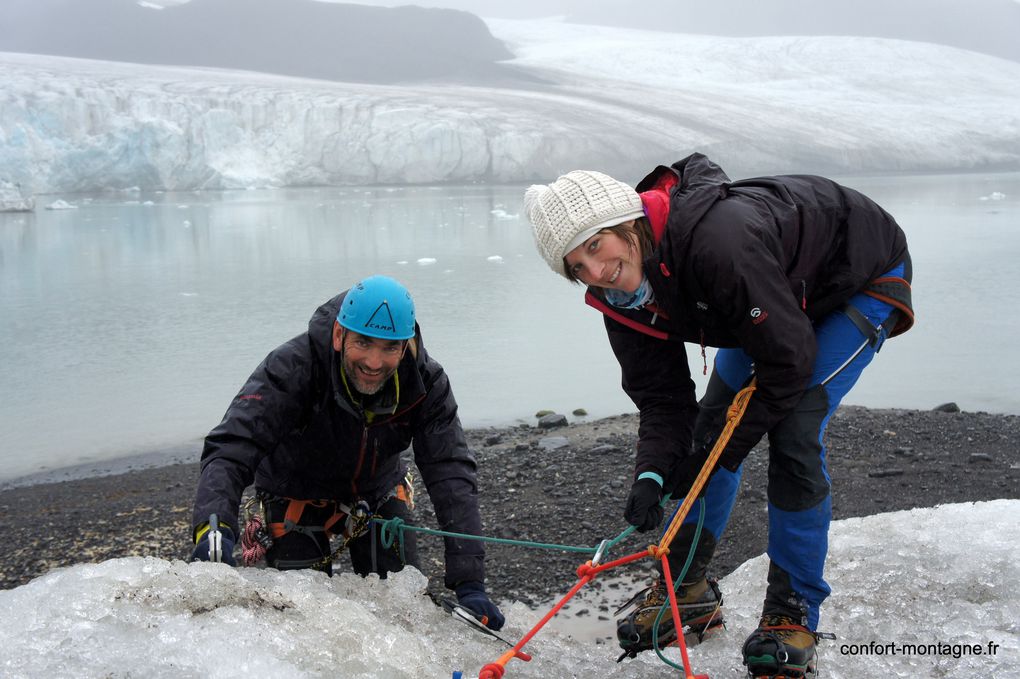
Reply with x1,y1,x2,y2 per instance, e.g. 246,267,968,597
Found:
337,275,416,340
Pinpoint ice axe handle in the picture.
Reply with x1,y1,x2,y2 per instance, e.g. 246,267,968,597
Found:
208,513,223,563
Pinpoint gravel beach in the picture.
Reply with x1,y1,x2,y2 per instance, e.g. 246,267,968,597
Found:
2,404,1018,628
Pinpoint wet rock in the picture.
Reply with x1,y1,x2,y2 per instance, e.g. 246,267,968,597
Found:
933,402,961,413
538,413,568,429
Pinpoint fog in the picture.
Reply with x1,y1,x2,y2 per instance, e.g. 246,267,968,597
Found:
319,0,1020,61
4,0,1018,71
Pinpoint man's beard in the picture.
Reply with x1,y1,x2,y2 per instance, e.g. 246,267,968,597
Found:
343,357,395,396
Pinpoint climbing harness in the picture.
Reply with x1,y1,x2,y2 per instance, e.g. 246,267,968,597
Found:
239,473,415,570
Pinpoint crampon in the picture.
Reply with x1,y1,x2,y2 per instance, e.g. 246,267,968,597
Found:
742,617,836,679
615,577,725,661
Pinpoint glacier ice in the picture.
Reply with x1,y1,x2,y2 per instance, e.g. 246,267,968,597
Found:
2,18,1020,194
1,501,1017,678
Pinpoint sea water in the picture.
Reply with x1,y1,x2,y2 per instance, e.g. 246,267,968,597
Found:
0,172,1017,482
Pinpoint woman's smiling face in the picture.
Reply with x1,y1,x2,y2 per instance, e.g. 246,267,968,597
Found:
563,221,642,292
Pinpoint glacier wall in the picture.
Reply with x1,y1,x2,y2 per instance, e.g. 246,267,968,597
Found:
3,20,1020,194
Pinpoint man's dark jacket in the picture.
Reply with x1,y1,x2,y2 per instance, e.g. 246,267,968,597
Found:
192,291,485,587
585,153,914,484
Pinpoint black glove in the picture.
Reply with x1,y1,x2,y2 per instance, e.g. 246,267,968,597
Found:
192,525,237,566
664,446,713,499
455,582,505,631
624,477,664,532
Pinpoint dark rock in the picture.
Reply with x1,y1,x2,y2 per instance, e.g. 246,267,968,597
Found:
968,453,993,463
484,433,503,446
933,402,961,413
538,413,568,429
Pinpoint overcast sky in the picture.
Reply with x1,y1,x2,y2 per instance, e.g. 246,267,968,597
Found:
10,1,1020,65
146,0,580,17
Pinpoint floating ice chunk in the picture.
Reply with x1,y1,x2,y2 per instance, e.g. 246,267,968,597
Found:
45,200,78,210
417,258,437,266
0,180,34,212
396,260,409,265
487,255,504,263
490,209,519,220
978,191,1006,201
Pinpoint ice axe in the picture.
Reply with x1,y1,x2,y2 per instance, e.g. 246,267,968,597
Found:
207,513,224,563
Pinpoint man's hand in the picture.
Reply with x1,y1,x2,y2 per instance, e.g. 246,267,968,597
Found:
624,477,664,532
455,582,505,631
191,524,237,566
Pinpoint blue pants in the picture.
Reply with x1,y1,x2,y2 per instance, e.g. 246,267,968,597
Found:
677,265,903,630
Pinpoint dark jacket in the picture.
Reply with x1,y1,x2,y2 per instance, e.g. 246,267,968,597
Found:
586,153,913,482
192,291,485,587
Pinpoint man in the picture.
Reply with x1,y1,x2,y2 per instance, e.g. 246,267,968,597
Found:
190,275,504,630
525,156,913,676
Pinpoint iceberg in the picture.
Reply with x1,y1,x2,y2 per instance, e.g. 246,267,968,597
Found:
0,179,34,211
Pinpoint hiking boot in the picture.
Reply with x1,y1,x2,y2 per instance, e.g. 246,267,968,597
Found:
615,577,724,659
742,615,817,678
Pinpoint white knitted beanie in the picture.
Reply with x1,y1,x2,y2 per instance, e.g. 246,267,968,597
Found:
524,170,644,278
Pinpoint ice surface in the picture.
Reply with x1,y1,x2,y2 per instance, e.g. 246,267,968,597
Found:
1,501,1017,678
2,17,1019,194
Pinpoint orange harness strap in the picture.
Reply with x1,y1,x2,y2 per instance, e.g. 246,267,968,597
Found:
267,482,412,540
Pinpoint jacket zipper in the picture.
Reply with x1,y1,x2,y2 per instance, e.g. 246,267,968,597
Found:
349,392,427,496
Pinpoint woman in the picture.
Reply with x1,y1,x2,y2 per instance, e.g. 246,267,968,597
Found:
524,153,912,677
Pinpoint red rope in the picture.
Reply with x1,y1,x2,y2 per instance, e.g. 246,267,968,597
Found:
241,513,267,566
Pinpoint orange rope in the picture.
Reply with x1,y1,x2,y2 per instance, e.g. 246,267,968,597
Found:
658,381,756,550
476,381,757,679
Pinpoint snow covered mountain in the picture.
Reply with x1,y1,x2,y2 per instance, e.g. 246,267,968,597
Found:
1,17,1019,193
1,501,1016,677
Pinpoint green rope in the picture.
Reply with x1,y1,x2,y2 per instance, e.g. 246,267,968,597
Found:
373,494,707,675
375,516,623,555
